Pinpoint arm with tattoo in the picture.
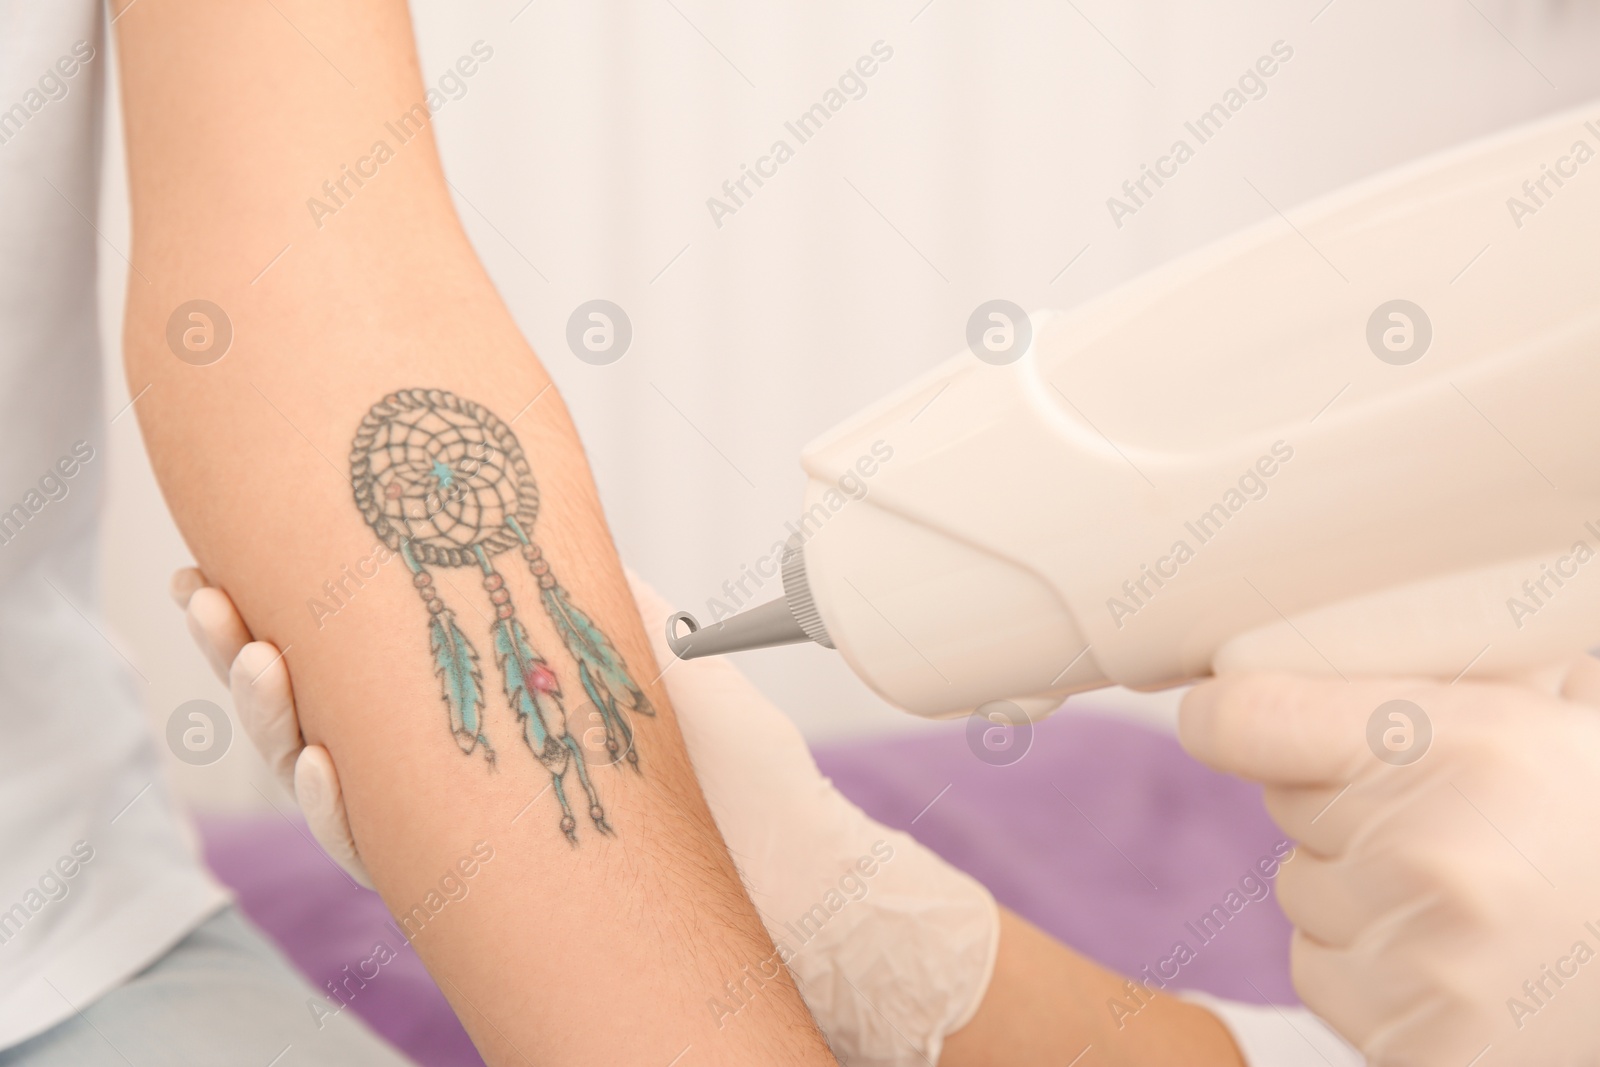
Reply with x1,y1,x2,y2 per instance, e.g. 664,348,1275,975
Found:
351,389,653,840
113,3,837,1064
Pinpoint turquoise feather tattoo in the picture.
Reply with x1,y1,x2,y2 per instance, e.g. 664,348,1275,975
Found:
350,388,651,843
510,515,654,769
420,559,494,764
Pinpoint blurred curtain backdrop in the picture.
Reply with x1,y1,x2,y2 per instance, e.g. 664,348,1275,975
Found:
97,0,1600,809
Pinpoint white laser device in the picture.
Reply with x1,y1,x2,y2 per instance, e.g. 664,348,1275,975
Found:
666,101,1600,720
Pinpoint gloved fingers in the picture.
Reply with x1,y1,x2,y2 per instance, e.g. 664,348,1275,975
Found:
1275,850,1375,949
1361,1000,1491,1067
170,566,208,609
1294,928,1496,1067
1508,658,1576,696
295,745,373,889
1269,751,1546,916
230,640,303,798
185,585,256,686
1260,759,1435,854
1260,781,1364,854
1275,839,1462,950
1559,651,1600,709
1289,927,1422,1053
1180,672,1431,786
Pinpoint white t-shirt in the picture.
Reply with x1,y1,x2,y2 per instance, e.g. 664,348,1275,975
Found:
0,3,228,1049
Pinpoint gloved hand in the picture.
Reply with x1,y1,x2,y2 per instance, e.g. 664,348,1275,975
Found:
173,568,372,887
172,566,999,1067
1178,658,1600,1066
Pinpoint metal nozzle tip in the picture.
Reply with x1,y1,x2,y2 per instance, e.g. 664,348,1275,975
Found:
664,598,814,660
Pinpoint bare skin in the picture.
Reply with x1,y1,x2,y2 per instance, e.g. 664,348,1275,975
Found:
114,3,835,1064
942,909,1243,1067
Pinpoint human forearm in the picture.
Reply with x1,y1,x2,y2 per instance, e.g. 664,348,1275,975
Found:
115,3,834,1064
183,555,1256,1066
940,909,1243,1067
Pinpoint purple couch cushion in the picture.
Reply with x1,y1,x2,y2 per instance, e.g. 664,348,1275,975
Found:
200,711,1294,1067
200,817,481,1067
812,712,1297,1007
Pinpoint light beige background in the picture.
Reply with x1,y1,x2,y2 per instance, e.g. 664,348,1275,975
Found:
94,0,1600,811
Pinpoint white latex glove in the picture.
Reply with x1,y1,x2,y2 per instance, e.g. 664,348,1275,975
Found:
1179,658,1600,1066
173,568,372,888
172,567,999,1067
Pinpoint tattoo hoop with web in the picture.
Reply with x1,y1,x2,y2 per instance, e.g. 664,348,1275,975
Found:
350,388,653,841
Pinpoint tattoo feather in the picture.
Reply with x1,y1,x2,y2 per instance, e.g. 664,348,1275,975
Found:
491,616,569,774
577,657,634,765
428,612,492,762
353,389,641,840
540,583,654,719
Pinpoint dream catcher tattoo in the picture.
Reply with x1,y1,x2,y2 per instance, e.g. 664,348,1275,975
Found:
350,388,653,842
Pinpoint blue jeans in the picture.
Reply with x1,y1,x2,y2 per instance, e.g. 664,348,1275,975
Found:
0,908,415,1066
